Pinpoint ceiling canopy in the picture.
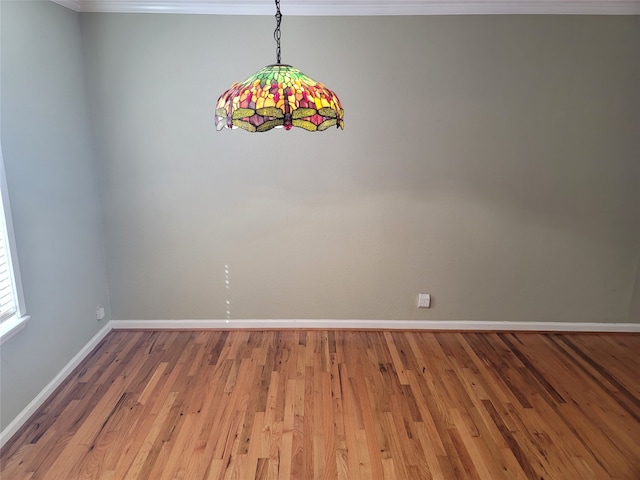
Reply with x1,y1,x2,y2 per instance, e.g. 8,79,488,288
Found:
51,0,640,15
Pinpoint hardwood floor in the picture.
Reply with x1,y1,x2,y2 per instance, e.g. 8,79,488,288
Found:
1,330,639,479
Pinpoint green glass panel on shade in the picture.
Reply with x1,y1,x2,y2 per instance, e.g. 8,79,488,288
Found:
216,64,344,132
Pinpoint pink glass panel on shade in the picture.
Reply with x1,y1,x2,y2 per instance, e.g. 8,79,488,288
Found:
215,64,344,132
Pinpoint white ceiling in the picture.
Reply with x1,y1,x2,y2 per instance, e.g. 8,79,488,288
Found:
51,0,640,15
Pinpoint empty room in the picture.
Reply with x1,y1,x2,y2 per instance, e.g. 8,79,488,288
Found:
0,0,639,478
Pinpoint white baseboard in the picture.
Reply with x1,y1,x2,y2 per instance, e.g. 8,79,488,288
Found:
3,317,638,449
112,319,640,333
0,321,113,449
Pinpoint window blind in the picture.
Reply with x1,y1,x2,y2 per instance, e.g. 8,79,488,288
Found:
0,192,17,323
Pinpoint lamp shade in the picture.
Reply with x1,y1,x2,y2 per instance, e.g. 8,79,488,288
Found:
215,64,344,132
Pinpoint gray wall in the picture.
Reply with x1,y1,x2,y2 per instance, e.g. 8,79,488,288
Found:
0,1,111,430
81,13,640,323
631,168,640,322
631,262,640,322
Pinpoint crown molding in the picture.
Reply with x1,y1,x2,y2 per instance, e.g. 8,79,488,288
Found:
51,0,83,10
51,0,640,15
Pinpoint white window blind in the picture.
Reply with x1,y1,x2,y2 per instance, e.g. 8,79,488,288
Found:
0,144,29,344
0,197,17,323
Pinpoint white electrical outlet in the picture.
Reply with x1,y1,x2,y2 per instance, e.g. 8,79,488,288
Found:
417,294,431,308
96,306,105,320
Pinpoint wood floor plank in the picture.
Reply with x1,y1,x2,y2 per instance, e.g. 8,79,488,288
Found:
2,330,639,479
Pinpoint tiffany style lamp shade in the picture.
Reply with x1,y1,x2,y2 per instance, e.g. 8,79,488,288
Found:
215,0,343,133
215,65,344,132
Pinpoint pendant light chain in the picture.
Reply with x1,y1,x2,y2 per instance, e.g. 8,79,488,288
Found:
274,0,282,64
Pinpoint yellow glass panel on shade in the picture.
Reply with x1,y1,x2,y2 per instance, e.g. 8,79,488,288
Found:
215,64,344,132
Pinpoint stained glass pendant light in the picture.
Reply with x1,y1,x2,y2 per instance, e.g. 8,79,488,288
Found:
215,0,344,132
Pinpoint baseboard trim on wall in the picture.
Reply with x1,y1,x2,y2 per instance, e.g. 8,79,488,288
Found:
0,321,113,449
111,319,640,333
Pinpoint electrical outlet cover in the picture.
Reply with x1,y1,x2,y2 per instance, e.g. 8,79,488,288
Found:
417,294,431,308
